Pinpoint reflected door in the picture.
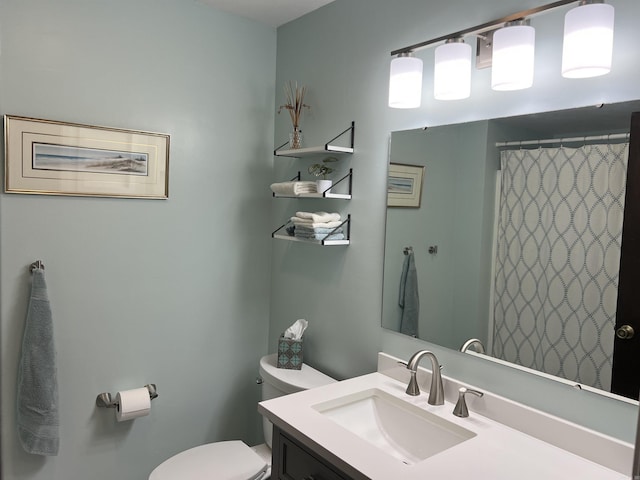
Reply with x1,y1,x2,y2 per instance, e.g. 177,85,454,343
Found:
612,111,640,400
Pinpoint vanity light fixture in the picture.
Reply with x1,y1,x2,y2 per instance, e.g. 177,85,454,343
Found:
491,20,536,91
562,0,615,78
388,52,423,108
388,0,615,109
434,38,472,100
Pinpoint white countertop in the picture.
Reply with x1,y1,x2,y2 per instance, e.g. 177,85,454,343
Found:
259,360,633,480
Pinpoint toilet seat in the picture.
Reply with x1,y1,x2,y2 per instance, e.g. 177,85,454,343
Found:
149,440,268,480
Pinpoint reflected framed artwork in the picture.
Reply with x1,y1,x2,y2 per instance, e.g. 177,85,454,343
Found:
387,162,425,207
4,115,170,199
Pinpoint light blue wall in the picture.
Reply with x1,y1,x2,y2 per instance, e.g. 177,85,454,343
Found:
0,1,276,479
272,0,640,443
1,1,638,478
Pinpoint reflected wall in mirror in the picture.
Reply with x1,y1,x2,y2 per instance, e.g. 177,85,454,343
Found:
382,100,640,401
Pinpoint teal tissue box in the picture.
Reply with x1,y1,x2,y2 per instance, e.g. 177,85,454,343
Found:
277,336,303,370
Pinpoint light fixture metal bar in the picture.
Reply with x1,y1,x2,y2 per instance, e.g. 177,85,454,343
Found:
390,0,580,56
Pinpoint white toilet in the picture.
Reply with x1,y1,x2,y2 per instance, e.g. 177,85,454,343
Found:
149,353,336,480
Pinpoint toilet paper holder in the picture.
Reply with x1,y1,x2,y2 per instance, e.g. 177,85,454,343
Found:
96,384,158,408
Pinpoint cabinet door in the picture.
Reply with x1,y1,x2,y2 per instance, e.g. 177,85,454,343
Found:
274,428,351,480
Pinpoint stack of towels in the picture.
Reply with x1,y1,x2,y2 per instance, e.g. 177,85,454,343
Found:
270,181,317,196
290,211,345,241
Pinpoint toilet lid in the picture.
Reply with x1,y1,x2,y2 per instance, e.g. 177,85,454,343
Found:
149,441,268,480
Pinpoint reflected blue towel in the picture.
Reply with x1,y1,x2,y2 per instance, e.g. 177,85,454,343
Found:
399,252,419,337
17,269,59,456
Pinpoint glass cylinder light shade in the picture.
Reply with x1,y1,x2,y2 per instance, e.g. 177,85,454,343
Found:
491,23,536,91
434,40,472,100
388,54,423,109
562,2,614,78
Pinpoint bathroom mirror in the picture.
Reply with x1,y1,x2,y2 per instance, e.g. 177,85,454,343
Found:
382,100,640,401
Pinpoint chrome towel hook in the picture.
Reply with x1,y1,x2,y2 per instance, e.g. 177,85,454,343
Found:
29,260,45,273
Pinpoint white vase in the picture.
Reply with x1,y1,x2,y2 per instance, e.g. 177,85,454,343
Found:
316,179,332,195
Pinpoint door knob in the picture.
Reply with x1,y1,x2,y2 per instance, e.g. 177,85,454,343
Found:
616,325,635,340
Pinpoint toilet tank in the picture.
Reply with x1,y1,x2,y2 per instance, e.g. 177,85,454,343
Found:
258,354,336,447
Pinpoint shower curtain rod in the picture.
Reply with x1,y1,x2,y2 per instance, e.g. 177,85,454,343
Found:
496,132,629,148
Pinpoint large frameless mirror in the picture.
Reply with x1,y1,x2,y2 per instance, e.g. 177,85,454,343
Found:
382,100,640,401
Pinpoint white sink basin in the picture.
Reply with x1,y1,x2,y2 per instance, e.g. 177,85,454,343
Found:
312,388,475,465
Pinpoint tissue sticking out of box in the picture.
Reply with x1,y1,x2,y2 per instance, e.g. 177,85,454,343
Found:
283,319,308,340
278,319,308,370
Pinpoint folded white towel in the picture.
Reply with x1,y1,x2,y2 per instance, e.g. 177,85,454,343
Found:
295,211,341,223
295,225,343,234
290,218,344,229
270,182,317,196
295,232,345,241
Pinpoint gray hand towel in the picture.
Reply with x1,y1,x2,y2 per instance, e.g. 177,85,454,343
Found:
17,268,59,456
399,252,419,337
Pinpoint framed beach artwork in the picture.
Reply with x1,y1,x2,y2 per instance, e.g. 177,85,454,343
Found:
387,163,425,208
4,115,170,199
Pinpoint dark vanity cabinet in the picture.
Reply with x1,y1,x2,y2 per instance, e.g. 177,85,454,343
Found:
271,426,363,480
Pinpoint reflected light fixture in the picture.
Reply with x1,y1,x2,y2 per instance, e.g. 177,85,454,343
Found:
491,20,536,91
562,0,615,78
388,52,423,109
434,38,472,100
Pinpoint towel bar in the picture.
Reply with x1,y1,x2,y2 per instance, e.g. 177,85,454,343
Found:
96,384,158,408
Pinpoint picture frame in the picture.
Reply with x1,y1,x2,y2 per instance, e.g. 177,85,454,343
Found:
387,162,425,208
4,115,170,199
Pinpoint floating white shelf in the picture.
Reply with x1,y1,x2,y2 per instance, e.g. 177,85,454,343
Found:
272,169,353,199
271,214,351,246
273,192,351,200
274,122,355,157
272,234,350,246
275,145,354,158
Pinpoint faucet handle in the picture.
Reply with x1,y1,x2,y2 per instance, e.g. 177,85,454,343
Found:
453,387,484,418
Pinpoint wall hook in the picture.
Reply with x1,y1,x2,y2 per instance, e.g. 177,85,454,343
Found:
29,260,45,272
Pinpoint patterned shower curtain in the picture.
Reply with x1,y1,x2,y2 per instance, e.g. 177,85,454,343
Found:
492,143,628,390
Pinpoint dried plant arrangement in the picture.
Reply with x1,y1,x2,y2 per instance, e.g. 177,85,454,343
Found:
278,81,310,130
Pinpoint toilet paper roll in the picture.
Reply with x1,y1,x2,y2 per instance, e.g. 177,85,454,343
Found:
116,388,151,422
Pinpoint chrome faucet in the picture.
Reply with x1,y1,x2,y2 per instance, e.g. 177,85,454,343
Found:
405,350,444,405
460,338,486,354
